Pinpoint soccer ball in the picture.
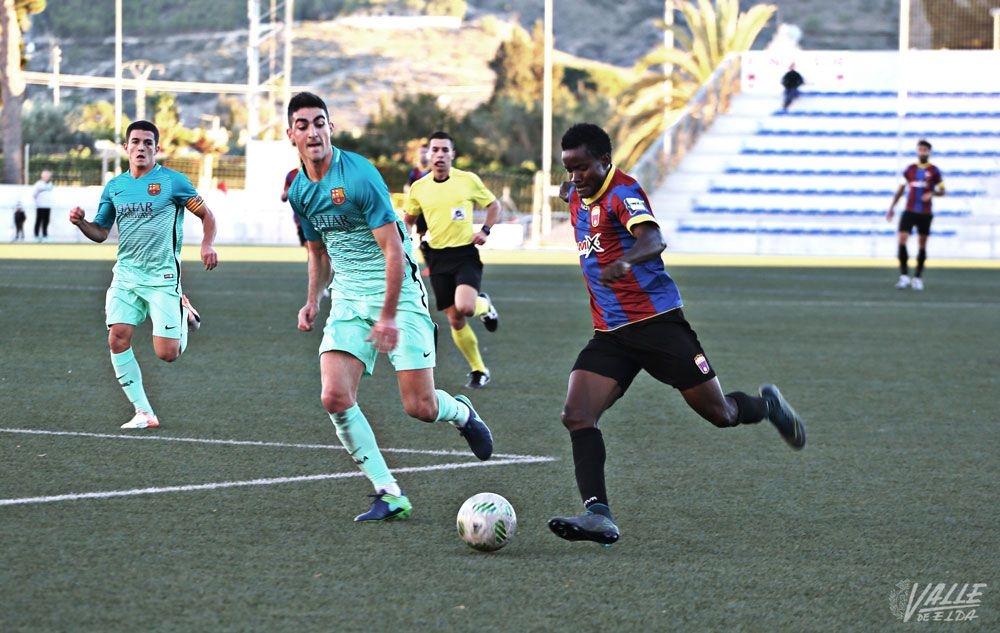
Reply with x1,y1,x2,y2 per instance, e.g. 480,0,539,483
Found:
456,492,517,552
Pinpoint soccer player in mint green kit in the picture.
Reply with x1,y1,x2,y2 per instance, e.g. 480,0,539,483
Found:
285,92,494,522
69,120,218,430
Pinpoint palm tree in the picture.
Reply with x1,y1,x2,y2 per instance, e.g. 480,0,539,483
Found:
611,0,775,168
1,0,46,183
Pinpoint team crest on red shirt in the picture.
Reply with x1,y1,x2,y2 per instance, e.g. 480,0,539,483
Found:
590,205,602,227
147,183,161,196
330,187,346,205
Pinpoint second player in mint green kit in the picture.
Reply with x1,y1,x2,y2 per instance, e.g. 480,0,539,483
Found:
69,120,218,430
285,92,494,523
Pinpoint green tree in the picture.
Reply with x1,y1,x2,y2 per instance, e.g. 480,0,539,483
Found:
611,0,775,167
1,0,46,183
150,92,191,156
425,0,466,17
214,95,249,155
363,92,462,161
22,102,94,153
489,23,537,107
489,21,571,112
922,0,997,49
67,100,120,144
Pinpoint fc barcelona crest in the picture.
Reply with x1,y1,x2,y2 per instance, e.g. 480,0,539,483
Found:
590,205,602,227
147,183,161,196
330,187,346,205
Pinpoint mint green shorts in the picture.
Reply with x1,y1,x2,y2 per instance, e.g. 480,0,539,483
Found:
105,280,184,340
319,292,437,376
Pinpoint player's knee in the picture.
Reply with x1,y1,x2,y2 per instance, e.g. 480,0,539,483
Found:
560,406,593,432
156,347,181,362
403,395,437,423
703,403,738,428
107,331,131,353
321,391,353,413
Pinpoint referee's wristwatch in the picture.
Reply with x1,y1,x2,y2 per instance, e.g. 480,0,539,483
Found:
480,224,492,236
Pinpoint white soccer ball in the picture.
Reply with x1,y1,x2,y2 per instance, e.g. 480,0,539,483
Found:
456,492,517,552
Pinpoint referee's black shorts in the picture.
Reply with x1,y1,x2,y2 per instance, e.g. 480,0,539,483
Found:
572,309,717,394
423,244,483,311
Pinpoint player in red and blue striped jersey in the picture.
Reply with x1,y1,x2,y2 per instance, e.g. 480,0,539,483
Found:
886,139,945,290
547,123,807,547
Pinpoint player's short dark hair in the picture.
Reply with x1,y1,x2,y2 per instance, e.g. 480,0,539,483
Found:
561,123,612,159
917,139,932,150
125,120,159,146
428,130,454,148
287,92,329,126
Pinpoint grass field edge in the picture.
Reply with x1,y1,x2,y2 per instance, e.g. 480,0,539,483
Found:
2,243,998,268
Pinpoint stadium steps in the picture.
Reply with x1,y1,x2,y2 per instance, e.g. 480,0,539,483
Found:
649,90,1000,258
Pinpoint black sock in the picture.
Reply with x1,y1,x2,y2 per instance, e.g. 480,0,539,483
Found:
726,391,768,425
898,244,909,275
916,248,927,277
570,427,608,510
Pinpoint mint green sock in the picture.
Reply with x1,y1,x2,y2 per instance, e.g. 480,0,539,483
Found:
330,404,395,491
110,348,153,414
435,389,471,427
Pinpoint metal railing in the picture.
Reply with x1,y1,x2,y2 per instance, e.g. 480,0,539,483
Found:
630,54,743,191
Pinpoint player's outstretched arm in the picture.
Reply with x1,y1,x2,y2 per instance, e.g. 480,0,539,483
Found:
68,206,110,243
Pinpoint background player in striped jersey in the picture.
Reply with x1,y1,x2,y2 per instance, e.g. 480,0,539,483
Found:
547,123,806,546
68,120,218,430
886,139,945,290
284,92,493,523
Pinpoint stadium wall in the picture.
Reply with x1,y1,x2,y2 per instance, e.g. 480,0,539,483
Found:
0,183,526,248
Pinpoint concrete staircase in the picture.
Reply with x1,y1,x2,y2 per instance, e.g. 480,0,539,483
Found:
650,89,1000,259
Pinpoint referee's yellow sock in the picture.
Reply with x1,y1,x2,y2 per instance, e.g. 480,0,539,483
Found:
451,323,486,372
472,295,490,318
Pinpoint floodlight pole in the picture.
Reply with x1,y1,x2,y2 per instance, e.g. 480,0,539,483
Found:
114,0,122,174
123,60,165,122
898,0,910,52
662,1,674,162
896,0,910,171
50,43,61,106
283,0,294,122
991,8,1000,50
247,0,260,140
540,0,553,237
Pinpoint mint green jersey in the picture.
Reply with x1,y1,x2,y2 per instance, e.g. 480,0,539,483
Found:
94,164,201,287
287,147,422,297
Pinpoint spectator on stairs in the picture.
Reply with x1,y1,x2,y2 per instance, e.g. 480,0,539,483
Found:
780,64,805,112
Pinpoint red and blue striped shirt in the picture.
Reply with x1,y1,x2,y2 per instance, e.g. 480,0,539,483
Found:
902,162,944,214
569,166,683,331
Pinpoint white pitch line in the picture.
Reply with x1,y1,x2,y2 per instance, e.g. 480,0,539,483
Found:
0,457,555,507
0,428,549,461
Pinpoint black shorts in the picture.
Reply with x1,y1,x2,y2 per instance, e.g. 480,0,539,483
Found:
572,308,717,393
899,211,933,236
424,244,483,311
